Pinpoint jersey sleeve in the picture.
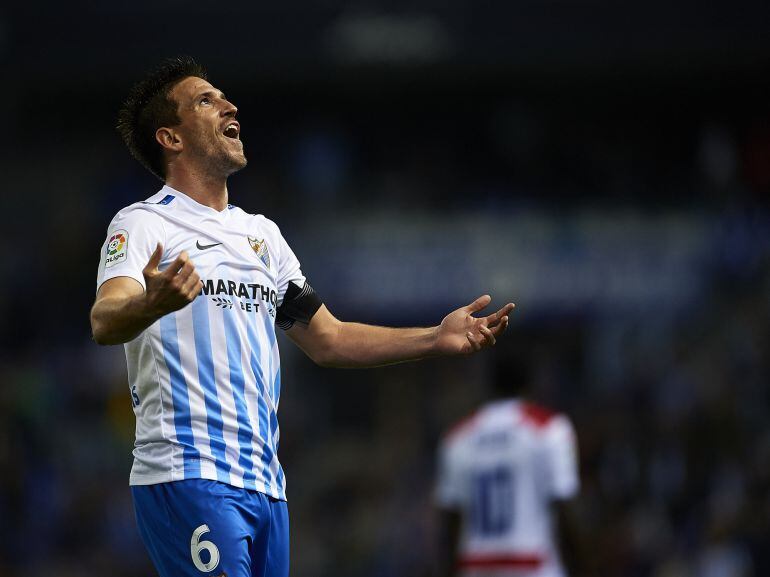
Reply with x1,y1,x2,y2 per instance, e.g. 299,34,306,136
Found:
96,207,166,293
268,220,307,307
543,415,580,500
434,439,466,510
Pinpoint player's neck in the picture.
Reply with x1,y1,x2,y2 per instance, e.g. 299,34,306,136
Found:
165,168,229,212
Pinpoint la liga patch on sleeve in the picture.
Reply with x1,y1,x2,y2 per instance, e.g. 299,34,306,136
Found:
105,229,128,268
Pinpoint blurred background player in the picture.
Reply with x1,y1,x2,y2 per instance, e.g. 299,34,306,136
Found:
435,348,587,577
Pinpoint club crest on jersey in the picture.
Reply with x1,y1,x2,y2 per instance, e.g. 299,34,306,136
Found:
105,229,128,268
248,236,271,269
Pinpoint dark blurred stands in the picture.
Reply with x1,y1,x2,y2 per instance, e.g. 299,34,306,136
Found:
0,3,769,576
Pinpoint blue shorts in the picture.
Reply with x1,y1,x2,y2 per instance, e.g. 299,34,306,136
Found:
132,479,289,577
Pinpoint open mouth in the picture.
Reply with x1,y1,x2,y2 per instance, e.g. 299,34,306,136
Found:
223,122,240,140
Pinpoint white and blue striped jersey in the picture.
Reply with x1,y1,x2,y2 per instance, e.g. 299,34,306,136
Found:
96,185,306,500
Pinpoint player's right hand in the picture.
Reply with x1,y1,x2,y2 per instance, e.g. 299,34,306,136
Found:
142,243,202,316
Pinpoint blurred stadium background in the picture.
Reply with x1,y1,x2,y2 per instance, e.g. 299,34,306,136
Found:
1,1,769,576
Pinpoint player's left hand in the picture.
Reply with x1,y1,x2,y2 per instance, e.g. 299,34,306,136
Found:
434,295,515,355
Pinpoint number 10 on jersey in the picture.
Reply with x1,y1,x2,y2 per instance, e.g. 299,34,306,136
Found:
470,466,515,536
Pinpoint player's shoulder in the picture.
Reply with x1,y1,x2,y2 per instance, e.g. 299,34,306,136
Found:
224,203,278,230
517,401,576,444
253,213,281,232
111,187,176,214
518,401,561,429
109,192,171,227
250,214,293,244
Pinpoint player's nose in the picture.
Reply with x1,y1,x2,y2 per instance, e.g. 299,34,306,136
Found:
221,99,237,117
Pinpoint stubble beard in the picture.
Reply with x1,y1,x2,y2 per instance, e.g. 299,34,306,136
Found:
189,130,248,180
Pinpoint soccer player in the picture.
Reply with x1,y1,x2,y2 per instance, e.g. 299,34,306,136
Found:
90,56,514,577
435,353,584,577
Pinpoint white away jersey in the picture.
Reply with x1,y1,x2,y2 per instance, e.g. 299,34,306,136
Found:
96,185,306,500
436,399,579,577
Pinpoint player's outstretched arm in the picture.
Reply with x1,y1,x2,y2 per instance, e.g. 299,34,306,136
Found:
90,244,202,345
286,295,514,368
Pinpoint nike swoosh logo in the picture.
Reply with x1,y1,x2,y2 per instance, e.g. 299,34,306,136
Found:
196,241,223,250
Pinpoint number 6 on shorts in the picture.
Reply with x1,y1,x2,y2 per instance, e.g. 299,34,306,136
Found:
191,524,221,572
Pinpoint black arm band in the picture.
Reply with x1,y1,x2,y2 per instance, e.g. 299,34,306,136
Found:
276,281,323,330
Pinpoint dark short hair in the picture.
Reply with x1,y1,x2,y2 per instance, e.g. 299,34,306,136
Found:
117,56,208,181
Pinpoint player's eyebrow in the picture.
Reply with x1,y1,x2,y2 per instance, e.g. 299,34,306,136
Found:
195,89,227,102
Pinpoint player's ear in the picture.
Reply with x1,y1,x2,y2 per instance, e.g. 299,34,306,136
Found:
156,127,183,152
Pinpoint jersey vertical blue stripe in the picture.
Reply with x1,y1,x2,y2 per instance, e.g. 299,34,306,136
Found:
160,314,201,477
260,311,278,407
261,310,277,365
223,310,258,490
191,297,231,483
244,310,275,492
272,369,284,493
262,306,284,497
270,407,285,494
250,347,275,490
273,370,282,414
275,462,285,493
